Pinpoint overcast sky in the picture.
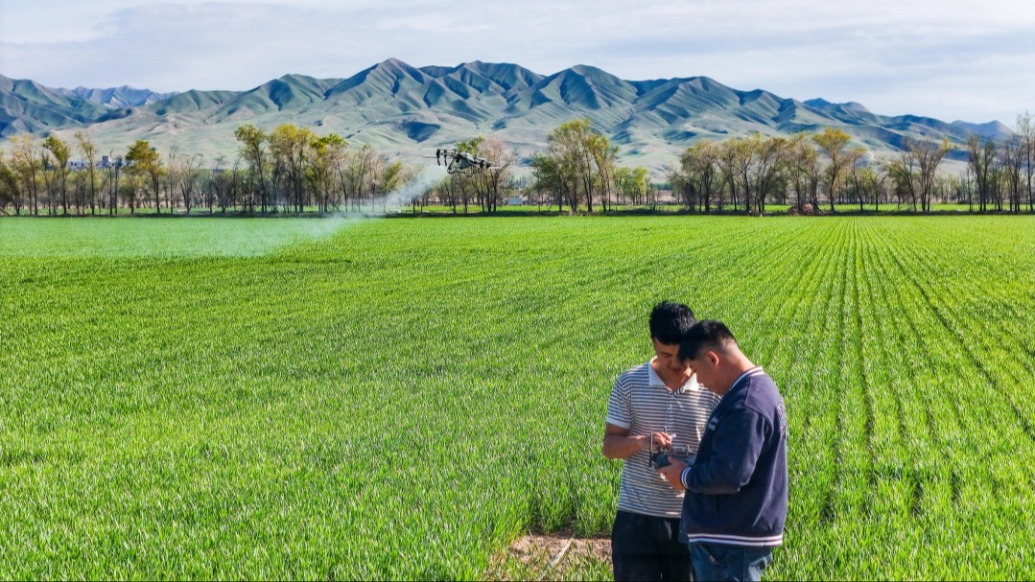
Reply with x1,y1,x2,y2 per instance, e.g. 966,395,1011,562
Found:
1,0,1032,124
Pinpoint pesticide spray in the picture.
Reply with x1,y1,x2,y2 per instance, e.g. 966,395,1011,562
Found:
299,164,448,239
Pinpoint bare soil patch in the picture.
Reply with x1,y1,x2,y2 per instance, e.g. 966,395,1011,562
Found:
485,533,611,581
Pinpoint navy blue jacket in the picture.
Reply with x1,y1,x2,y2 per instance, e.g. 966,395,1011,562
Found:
679,367,788,547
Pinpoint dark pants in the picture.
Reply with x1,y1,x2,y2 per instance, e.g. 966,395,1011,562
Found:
611,511,693,581
688,543,773,582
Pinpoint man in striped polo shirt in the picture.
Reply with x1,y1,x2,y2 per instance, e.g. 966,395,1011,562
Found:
603,301,721,581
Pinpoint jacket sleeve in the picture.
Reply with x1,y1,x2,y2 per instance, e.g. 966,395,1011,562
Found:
685,407,771,494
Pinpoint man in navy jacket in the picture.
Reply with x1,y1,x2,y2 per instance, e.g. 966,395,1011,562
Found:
658,320,788,582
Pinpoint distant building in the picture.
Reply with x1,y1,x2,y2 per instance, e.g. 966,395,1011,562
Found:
99,155,127,168
505,197,524,206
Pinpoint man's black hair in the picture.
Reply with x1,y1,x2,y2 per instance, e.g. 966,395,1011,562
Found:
649,301,697,345
678,320,738,361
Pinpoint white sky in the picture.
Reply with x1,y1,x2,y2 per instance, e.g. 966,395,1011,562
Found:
1,0,1032,124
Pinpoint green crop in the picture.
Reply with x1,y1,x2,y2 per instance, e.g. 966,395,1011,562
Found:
1,215,1033,579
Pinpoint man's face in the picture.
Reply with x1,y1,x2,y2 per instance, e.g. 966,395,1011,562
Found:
685,350,720,394
652,339,690,377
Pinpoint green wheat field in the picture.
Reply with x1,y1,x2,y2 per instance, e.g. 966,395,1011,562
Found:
1,215,1033,580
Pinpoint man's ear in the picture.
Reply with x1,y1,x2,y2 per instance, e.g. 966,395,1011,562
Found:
705,350,721,367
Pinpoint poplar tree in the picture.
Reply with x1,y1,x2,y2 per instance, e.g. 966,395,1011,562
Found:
812,128,853,212
125,140,164,213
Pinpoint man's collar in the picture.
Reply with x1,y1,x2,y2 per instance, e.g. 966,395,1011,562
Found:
729,366,765,393
648,357,700,393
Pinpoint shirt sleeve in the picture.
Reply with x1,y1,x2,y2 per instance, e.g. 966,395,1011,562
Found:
685,407,771,494
605,374,632,429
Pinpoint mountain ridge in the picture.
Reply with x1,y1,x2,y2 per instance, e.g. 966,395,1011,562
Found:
0,60,1013,170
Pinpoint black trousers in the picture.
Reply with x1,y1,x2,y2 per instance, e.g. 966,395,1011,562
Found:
611,510,693,581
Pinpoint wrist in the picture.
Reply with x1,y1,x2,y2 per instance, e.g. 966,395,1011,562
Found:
638,434,650,452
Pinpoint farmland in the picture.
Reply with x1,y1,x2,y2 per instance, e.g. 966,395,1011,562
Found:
1,215,1034,579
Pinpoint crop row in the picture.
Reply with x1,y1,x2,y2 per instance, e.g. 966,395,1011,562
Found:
1,216,1033,579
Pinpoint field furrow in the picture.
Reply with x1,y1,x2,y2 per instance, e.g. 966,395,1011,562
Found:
2,215,1034,580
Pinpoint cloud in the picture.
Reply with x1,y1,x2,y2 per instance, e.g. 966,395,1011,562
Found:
0,0,1032,123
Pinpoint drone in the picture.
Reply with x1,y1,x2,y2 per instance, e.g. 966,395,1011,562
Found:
435,148,498,174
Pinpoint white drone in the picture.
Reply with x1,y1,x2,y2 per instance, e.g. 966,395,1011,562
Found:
435,148,498,174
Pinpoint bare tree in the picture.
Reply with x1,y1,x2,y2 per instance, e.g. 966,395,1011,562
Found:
967,135,997,212
865,161,890,212
1014,112,1035,212
74,131,100,214
173,152,203,214
786,134,821,212
104,151,124,215
716,140,740,211
888,138,951,213
749,135,787,215
1000,134,1026,214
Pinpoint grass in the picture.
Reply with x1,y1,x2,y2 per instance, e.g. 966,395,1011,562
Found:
1,214,1033,579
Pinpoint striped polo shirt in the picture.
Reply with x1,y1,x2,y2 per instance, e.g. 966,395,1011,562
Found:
606,359,721,518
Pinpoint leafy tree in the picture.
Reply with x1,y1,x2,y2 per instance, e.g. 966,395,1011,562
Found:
616,166,650,207
10,135,42,215
309,133,347,212
125,139,164,214
42,135,72,214
544,118,606,212
234,124,270,212
530,153,565,211
269,123,315,213
812,128,853,212
589,133,618,212
679,141,721,212
0,155,19,214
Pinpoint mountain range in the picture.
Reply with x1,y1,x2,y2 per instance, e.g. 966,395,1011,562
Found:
0,59,1012,171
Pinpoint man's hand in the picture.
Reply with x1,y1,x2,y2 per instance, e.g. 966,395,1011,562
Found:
657,457,688,490
648,431,674,451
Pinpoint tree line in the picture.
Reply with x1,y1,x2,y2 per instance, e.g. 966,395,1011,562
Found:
667,115,1035,215
0,125,419,216
1,114,1033,216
